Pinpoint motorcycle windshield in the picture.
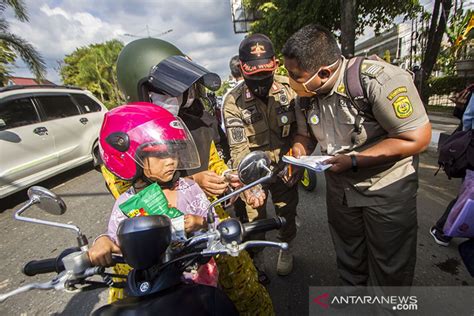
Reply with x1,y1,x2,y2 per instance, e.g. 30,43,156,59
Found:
148,55,221,97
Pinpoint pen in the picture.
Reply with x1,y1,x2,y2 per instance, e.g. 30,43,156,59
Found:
288,148,292,177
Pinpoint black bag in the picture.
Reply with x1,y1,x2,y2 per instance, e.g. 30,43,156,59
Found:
459,238,474,277
437,129,474,179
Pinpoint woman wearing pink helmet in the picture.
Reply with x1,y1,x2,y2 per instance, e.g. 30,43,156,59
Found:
89,102,218,287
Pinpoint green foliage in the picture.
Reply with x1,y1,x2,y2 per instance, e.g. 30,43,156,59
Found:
426,75,474,96
383,50,391,63
244,0,421,52
437,9,473,75
60,40,125,108
0,0,46,80
215,80,231,97
0,41,16,85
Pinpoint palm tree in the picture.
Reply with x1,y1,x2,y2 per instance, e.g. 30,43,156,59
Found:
0,0,46,82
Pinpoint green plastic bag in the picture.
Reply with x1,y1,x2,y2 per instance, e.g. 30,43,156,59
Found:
119,183,183,218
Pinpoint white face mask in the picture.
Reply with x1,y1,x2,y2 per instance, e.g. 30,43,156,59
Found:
149,92,183,116
182,87,196,108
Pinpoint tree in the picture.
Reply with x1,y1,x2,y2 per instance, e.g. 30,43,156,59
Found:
420,0,453,101
244,0,421,55
60,40,125,108
340,0,356,57
0,0,46,83
0,41,16,84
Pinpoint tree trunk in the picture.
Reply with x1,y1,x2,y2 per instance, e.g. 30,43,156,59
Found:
420,0,453,103
340,0,356,57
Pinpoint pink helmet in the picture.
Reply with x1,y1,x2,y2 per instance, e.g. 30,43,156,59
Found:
99,102,200,180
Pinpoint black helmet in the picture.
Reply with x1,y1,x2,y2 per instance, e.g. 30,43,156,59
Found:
117,215,172,270
116,38,184,102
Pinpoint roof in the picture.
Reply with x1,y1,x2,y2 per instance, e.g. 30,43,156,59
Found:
0,84,82,93
7,76,55,86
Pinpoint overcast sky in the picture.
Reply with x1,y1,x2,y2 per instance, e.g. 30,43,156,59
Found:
8,0,245,83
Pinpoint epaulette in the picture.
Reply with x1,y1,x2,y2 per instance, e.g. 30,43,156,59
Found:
360,60,385,78
274,74,290,85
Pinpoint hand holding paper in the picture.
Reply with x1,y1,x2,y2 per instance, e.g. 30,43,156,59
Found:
282,155,333,172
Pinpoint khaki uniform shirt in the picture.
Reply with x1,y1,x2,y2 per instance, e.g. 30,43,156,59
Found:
224,75,297,169
295,58,429,207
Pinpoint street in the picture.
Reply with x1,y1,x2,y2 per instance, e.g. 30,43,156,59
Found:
0,150,471,315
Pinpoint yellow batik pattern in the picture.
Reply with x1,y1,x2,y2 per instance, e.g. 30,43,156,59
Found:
208,140,229,176
212,198,274,315
101,165,131,199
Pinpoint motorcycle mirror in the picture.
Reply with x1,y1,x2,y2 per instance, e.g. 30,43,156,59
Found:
27,186,66,215
237,151,271,185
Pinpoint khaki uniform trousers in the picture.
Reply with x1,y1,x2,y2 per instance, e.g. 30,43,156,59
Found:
326,184,417,286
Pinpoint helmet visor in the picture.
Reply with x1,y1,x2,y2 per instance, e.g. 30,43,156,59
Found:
148,55,221,97
127,117,200,170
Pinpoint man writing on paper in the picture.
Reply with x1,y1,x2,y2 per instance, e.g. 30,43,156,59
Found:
283,24,431,287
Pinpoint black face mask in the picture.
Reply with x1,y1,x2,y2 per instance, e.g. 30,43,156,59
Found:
244,74,274,99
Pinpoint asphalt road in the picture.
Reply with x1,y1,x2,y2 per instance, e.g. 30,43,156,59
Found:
0,150,471,315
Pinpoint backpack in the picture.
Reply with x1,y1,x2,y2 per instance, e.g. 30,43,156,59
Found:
436,129,474,179
343,55,381,118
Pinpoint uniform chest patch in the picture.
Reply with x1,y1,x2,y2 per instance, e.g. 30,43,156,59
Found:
336,83,346,95
279,91,289,105
242,105,263,124
309,114,320,125
392,96,413,118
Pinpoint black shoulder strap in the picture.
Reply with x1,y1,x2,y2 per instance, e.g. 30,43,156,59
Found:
344,55,378,118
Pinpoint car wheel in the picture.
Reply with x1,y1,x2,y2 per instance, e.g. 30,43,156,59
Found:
92,142,102,169
300,168,317,191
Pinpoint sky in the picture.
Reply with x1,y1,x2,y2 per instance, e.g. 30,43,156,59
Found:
7,0,246,84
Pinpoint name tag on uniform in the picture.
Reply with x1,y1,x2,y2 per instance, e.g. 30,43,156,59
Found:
282,124,290,137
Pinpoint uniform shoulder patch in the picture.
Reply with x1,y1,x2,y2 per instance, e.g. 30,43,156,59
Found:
228,127,246,145
225,117,244,127
361,62,384,78
387,86,407,100
392,95,413,119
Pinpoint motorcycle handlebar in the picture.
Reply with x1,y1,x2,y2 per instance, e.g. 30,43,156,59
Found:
22,258,61,277
242,217,286,237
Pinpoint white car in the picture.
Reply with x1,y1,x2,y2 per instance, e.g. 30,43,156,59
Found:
0,85,107,198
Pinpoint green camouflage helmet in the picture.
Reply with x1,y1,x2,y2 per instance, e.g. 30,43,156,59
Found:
116,38,184,102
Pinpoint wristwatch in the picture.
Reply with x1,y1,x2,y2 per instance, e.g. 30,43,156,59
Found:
350,154,358,172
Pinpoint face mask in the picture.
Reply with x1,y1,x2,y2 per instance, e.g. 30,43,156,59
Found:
149,92,183,116
289,59,340,97
182,87,196,108
244,74,274,98
289,77,316,98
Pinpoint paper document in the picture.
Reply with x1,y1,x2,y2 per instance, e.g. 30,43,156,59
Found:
282,155,333,172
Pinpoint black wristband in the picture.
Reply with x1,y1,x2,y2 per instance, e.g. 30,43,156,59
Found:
350,154,358,172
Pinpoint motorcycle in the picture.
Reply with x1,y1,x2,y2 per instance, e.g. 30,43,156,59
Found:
300,168,317,192
0,151,288,315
